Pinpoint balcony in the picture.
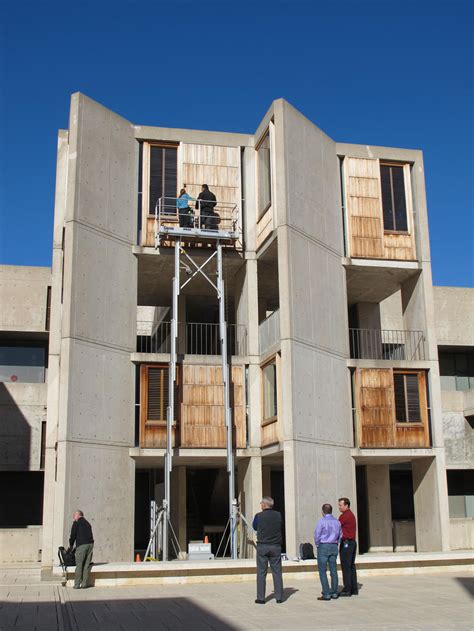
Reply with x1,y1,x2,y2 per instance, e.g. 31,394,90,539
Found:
349,329,426,361
259,309,280,356
137,321,248,356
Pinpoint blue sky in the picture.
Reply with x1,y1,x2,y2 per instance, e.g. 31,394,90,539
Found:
1,0,473,286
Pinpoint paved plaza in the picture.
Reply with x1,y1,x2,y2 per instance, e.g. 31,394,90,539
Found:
0,567,472,630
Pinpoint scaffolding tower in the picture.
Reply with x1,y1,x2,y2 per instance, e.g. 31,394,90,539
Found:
155,198,241,561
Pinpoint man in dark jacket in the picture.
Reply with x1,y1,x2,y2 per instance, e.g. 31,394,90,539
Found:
196,184,218,229
252,496,284,604
69,510,94,588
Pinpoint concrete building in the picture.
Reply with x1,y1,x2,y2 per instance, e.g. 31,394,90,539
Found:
1,93,472,569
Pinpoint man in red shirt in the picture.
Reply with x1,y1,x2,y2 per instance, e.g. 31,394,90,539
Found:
338,497,358,596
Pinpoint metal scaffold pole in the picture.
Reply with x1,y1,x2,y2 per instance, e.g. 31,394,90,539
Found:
217,243,237,559
163,238,181,561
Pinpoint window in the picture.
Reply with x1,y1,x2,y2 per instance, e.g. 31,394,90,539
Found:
149,145,178,214
447,470,474,518
380,164,408,232
394,371,422,423
0,343,46,383
257,131,272,217
262,360,277,423
141,364,178,423
439,351,474,391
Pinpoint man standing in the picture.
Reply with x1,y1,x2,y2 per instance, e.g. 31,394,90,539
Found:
314,503,342,601
252,496,284,604
69,510,94,589
338,497,358,596
196,184,217,229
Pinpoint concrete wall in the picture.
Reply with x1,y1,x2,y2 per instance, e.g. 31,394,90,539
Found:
0,526,42,563
276,101,354,555
450,518,474,550
441,391,474,468
0,383,47,470
42,93,138,568
0,266,51,332
434,287,474,347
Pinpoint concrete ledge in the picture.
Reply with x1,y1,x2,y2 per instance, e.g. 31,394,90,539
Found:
52,551,474,586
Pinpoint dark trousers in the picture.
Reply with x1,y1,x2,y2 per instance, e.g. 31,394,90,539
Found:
256,543,283,601
339,540,358,594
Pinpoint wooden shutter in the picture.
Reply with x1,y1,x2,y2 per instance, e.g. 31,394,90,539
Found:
394,372,422,423
139,364,179,449
147,366,169,421
344,158,384,258
356,368,395,447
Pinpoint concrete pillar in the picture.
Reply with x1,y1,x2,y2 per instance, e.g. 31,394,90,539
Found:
237,456,262,558
171,465,187,556
262,465,272,497
366,465,393,552
412,456,450,551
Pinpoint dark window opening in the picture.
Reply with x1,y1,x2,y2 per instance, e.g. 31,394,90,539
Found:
447,470,474,518
45,286,51,331
40,421,46,469
0,472,44,526
149,146,178,214
380,164,408,232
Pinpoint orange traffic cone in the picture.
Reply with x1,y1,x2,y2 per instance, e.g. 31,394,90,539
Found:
204,535,209,544
135,553,141,562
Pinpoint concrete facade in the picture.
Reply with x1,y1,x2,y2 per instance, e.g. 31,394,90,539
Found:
2,93,473,566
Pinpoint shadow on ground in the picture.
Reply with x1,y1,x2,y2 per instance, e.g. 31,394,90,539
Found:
0,596,240,631
455,576,474,597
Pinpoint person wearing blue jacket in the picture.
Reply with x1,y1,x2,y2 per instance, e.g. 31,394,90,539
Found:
177,188,195,227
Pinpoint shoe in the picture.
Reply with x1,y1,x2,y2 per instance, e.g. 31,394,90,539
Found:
73,586,81,589
276,600,283,604
255,599,265,604
317,596,331,601
331,594,339,599
351,592,359,596
339,591,351,597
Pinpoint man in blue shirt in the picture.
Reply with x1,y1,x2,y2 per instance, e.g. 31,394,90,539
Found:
314,503,342,601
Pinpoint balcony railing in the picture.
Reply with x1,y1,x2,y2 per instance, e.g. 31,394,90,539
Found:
137,321,247,356
349,328,426,361
259,309,280,355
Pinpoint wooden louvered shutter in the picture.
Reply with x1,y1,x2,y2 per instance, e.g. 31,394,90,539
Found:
149,146,178,213
394,372,422,423
147,366,169,421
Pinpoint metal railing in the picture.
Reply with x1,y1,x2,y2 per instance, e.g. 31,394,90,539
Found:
349,328,426,361
137,321,247,356
259,309,280,355
154,196,240,244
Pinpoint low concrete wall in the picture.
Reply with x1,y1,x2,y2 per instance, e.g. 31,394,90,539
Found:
393,520,416,552
450,518,474,550
0,526,42,563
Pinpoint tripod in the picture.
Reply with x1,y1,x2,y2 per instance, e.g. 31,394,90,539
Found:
216,500,256,559
144,501,181,561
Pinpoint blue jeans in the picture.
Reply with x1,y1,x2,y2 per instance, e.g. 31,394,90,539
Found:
317,543,338,599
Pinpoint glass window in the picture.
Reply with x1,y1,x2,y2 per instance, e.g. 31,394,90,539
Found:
380,164,408,232
0,345,46,383
149,146,178,214
438,351,474,391
262,362,277,422
257,132,271,217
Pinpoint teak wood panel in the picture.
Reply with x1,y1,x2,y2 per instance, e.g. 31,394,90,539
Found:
355,368,430,449
261,420,279,447
256,205,274,249
180,364,246,448
345,157,416,261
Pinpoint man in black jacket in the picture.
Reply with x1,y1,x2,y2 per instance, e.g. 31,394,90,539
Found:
252,496,284,604
69,510,94,588
196,184,218,229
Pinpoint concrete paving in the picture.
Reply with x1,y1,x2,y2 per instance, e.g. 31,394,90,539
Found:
0,567,472,630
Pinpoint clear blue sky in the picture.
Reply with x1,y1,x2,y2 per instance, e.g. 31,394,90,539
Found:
1,0,473,286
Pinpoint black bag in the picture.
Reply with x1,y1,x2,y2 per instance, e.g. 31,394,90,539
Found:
299,542,315,560
58,546,76,570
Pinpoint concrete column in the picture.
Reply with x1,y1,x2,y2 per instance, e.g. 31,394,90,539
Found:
171,465,187,556
366,465,393,552
262,465,272,497
237,456,262,558
412,455,450,551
